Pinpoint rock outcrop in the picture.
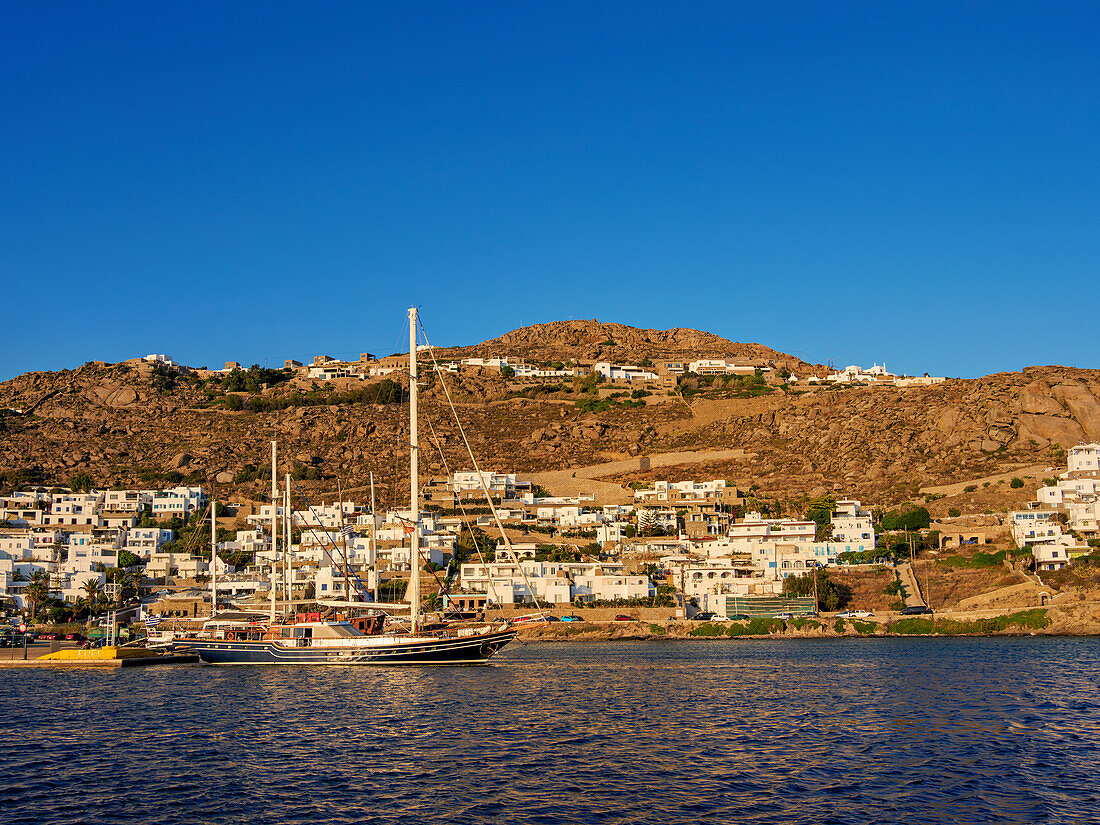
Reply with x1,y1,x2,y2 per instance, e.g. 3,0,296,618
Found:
0,338,1097,508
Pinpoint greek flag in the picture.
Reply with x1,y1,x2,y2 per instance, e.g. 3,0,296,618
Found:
340,524,354,539
144,615,162,628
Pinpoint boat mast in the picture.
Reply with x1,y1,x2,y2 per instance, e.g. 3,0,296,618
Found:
369,471,377,581
284,473,292,609
210,498,217,618
271,440,282,611
339,479,350,602
408,306,420,634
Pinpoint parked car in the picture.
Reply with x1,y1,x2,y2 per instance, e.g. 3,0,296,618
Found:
559,615,585,622
692,612,717,621
727,613,751,621
64,633,83,641
512,614,552,624
900,605,932,615
613,615,635,621
39,633,58,641
836,610,873,619
773,612,795,620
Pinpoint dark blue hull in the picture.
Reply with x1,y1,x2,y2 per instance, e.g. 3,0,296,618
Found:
177,629,517,665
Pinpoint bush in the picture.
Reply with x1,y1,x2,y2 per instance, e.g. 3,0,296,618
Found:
688,622,726,637
224,394,244,411
725,618,785,636
888,610,1049,635
964,485,977,493
880,504,930,531
938,549,1006,569
1010,477,1025,489
782,569,843,611
948,507,961,518
68,472,94,493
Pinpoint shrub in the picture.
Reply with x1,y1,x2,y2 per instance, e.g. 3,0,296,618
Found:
880,504,930,531
938,550,1006,569
725,618,785,636
789,618,822,631
1010,477,1025,489
888,610,1049,635
948,507,961,518
689,622,726,637
964,485,977,493
68,472,94,493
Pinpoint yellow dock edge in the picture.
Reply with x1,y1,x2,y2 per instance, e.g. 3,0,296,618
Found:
39,646,161,661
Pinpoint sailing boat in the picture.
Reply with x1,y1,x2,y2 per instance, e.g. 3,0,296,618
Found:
178,307,517,665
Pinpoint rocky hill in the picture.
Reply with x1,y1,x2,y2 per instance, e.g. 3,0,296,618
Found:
449,320,807,367
1,329,1098,510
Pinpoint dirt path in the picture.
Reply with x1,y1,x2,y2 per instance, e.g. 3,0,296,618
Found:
524,448,753,503
654,395,789,436
919,463,1053,496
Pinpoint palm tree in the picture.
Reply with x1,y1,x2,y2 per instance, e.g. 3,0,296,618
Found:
125,570,143,601
81,579,104,615
25,570,49,623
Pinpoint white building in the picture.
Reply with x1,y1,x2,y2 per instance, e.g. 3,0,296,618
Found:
450,471,529,499
459,559,651,605
634,479,732,504
830,500,875,546
151,487,206,519
593,362,658,383
143,354,179,369
46,492,104,527
686,359,761,376
1010,510,1063,547
102,489,153,513
1068,444,1100,476
124,528,174,555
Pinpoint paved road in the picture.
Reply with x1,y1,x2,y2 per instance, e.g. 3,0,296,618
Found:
897,562,927,608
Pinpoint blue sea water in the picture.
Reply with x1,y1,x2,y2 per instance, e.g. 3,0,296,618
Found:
2,637,1099,824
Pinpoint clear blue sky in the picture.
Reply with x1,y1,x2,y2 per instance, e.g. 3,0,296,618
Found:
2,2,1097,380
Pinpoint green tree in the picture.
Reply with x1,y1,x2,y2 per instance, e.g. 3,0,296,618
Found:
500,366,515,379
68,472,94,493
781,568,843,611
26,570,50,622
118,549,143,569
880,504,930,531
804,495,836,542
1010,477,1025,489
81,579,104,614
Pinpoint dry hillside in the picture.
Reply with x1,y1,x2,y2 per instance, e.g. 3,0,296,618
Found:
1,322,1098,511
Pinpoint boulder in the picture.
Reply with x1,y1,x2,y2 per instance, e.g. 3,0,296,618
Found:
1016,413,1086,449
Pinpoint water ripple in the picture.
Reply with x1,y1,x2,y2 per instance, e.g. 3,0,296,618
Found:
2,637,1100,824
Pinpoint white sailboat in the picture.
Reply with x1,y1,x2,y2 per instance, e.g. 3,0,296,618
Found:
178,308,516,665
